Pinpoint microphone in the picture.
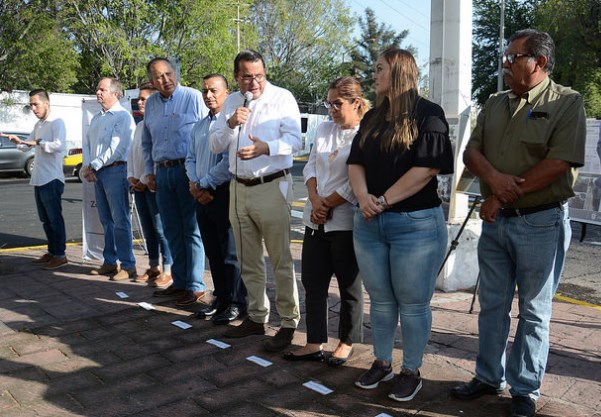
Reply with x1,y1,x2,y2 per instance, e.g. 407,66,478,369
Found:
243,91,253,107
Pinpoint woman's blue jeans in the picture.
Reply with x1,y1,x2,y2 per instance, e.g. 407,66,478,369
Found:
353,206,447,371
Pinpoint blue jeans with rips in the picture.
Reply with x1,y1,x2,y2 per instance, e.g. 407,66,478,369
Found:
155,164,205,292
353,206,447,371
475,204,570,400
34,179,66,257
94,164,136,270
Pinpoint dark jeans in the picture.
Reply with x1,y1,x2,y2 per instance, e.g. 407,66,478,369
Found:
34,179,66,257
133,188,172,267
196,183,247,308
301,226,363,344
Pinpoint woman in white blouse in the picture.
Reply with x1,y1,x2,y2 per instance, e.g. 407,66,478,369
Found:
283,77,370,365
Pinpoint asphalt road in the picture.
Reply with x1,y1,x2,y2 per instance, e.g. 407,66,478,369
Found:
0,162,309,249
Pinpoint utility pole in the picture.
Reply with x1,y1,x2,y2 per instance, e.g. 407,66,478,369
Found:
232,0,251,52
237,0,241,52
497,0,505,91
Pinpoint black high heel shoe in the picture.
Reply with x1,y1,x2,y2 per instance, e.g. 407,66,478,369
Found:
327,348,353,367
282,350,325,362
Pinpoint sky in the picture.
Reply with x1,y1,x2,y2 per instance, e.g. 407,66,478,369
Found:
347,0,432,67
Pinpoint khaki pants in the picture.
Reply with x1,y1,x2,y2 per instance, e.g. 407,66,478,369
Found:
229,175,300,328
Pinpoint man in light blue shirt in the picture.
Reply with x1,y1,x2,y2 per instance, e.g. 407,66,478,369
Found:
82,77,136,281
141,57,209,307
186,74,247,325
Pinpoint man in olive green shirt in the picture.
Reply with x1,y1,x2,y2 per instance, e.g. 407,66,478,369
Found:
451,29,586,417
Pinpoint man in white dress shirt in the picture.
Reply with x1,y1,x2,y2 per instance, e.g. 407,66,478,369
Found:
1,90,67,269
209,49,301,352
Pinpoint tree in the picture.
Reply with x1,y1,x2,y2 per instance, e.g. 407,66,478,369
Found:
472,0,601,118
472,0,541,107
536,0,601,118
349,8,415,103
250,0,354,105
0,1,79,92
63,0,249,93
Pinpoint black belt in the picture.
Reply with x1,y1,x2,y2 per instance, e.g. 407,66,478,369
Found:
156,159,185,168
103,160,127,169
235,169,289,187
498,201,564,217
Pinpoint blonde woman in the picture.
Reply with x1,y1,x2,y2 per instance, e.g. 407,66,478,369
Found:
348,49,453,401
284,77,369,366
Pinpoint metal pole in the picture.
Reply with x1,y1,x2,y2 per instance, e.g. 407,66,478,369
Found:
497,0,505,91
237,0,241,52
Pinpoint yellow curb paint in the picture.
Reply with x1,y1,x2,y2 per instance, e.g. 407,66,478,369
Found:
554,293,601,310
292,201,305,208
0,242,82,253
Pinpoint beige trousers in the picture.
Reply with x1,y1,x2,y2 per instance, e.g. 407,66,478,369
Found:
229,174,300,328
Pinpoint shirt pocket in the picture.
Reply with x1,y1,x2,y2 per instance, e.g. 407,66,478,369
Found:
520,118,551,159
170,113,197,134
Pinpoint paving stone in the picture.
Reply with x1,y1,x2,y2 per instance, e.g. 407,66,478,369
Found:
0,243,599,417
91,353,171,382
130,399,210,416
0,390,18,412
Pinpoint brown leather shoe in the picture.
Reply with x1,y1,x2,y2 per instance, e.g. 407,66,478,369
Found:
90,264,118,276
152,273,173,288
32,253,53,264
135,268,160,283
223,317,266,338
264,327,295,352
111,268,137,281
153,286,187,297
175,291,206,306
43,257,68,270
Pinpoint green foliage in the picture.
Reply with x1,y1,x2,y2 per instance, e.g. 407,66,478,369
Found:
250,0,354,105
536,0,601,118
349,8,415,103
472,0,601,117
0,1,79,92
472,0,540,106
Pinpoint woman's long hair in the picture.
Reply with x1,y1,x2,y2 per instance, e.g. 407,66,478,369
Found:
359,48,420,151
328,76,371,118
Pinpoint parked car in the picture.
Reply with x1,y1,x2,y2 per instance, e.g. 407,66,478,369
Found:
63,147,83,182
0,132,35,176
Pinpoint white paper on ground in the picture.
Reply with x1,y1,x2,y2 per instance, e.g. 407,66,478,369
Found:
302,380,333,395
375,413,394,417
246,355,273,367
171,320,192,329
206,339,231,349
138,302,155,310
115,291,129,299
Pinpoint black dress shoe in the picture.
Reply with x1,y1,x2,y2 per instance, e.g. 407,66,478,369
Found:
195,303,222,319
282,350,325,362
213,306,245,325
451,378,504,400
327,348,353,367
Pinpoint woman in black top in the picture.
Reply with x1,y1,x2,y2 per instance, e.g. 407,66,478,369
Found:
347,48,453,401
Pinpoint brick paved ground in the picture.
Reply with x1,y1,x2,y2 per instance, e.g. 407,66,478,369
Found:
0,242,599,417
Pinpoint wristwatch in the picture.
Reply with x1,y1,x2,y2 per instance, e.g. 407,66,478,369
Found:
377,195,391,209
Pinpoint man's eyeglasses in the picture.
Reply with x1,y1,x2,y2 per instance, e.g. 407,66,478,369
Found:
502,52,534,65
239,74,266,83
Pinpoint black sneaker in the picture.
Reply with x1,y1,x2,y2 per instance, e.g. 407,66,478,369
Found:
388,369,422,402
510,395,536,417
355,360,394,389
